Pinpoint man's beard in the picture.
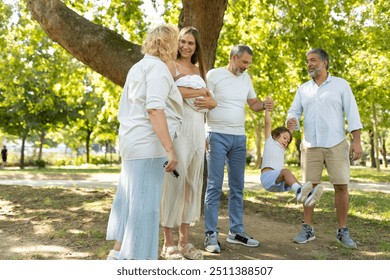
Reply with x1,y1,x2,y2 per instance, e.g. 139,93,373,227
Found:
308,64,324,77
234,68,245,76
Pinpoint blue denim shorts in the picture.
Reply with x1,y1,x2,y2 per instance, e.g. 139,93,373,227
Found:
260,169,291,192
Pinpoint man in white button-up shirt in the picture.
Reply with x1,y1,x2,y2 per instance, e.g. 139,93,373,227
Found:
287,48,362,249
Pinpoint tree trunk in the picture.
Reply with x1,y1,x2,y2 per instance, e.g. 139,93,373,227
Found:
20,135,26,169
380,137,388,168
369,130,376,168
179,0,228,70
86,130,92,164
372,103,380,171
38,131,45,161
25,0,228,86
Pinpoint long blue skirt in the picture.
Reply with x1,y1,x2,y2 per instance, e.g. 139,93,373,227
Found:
106,158,165,260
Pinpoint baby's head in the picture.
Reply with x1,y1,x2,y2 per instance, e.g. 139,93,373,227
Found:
271,127,293,149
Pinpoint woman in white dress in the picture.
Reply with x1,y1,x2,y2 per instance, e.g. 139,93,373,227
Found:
106,24,183,260
160,27,217,260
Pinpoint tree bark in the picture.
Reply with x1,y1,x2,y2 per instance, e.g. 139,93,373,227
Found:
25,0,228,86
38,131,45,161
86,129,91,164
369,130,376,168
20,135,27,169
372,103,380,171
25,0,142,87
380,137,388,168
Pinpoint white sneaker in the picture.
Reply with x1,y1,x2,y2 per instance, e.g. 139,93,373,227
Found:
304,185,324,207
296,181,313,203
226,231,260,247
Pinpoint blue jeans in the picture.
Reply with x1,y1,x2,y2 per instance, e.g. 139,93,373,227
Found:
204,132,246,234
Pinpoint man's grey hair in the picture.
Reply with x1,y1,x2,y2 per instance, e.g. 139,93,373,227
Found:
230,44,253,59
307,48,329,70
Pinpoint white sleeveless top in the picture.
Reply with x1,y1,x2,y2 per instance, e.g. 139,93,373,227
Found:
173,63,209,113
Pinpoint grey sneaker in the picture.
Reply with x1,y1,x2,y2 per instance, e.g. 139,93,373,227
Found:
226,231,260,247
336,228,357,249
304,185,324,207
204,231,221,253
296,181,313,203
293,224,315,243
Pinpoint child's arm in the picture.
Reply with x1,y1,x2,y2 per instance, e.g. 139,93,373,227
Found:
264,109,272,139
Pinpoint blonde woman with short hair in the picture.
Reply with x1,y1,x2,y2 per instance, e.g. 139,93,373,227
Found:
106,24,183,260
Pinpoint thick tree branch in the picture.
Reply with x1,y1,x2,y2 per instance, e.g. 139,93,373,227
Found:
25,0,142,87
25,0,228,85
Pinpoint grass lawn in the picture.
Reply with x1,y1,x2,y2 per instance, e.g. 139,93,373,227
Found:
0,164,389,260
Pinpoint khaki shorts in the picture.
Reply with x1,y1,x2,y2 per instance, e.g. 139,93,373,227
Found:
301,140,350,185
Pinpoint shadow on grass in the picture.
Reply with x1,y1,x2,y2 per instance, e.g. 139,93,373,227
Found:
0,185,389,260
0,185,114,260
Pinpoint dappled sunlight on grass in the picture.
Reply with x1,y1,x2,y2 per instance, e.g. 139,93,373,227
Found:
80,197,113,213
10,244,91,259
0,184,113,260
350,166,390,183
68,229,84,234
347,192,389,222
33,223,54,235
0,199,16,220
1,180,389,260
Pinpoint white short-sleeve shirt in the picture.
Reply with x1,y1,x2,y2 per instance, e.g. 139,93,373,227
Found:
118,54,183,159
261,136,285,170
205,68,256,135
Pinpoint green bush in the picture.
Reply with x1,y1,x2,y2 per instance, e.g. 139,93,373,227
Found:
74,156,86,166
286,158,300,166
35,159,46,168
54,159,73,166
91,155,110,165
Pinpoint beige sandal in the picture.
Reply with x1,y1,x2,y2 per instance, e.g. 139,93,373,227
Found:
178,243,203,260
160,245,185,260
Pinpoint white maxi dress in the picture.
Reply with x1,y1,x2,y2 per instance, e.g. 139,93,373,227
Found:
160,74,208,227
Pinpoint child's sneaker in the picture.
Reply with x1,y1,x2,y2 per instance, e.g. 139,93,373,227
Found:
296,181,313,203
304,185,324,207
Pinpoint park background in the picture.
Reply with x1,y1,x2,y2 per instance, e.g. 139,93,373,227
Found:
0,0,389,261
